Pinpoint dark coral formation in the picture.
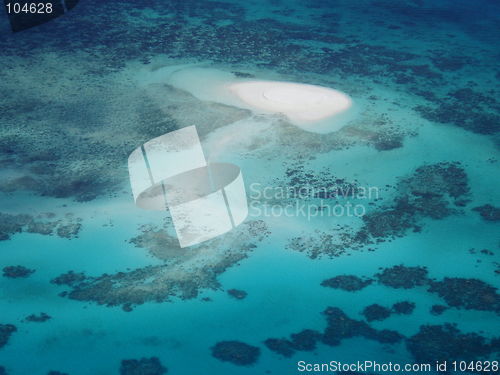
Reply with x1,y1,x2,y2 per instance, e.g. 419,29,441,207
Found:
25,313,51,323
289,329,321,351
266,307,402,358
414,88,500,135
392,301,415,315
407,324,497,363
361,301,415,321
0,213,31,241
56,223,82,239
362,304,392,322
287,162,469,258
263,338,295,358
227,289,247,300
120,357,167,375
264,329,322,357
322,307,403,346
363,162,469,237
0,367,6,375
47,372,69,375
54,221,269,308
320,275,373,291
2,265,35,278
430,305,448,316
473,204,500,222
428,278,500,314
326,265,500,316
0,212,81,241
50,271,86,286
211,341,260,366
0,324,16,348
401,162,469,200
273,163,362,202
375,265,429,289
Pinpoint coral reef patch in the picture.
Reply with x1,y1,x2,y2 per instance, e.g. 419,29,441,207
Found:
2,265,35,278
430,305,448,316
211,341,260,366
473,204,500,222
375,265,429,289
392,301,416,315
428,278,500,314
287,162,469,258
25,313,51,323
407,324,498,363
227,289,247,300
322,266,500,315
265,307,402,358
320,275,373,291
54,221,269,308
362,304,392,322
119,357,167,375
0,324,16,349
0,212,82,241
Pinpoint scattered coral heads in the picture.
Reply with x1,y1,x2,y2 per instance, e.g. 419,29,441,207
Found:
211,341,260,366
227,289,247,300
119,357,167,375
375,265,429,289
2,265,35,278
0,324,16,349
473,204,500,222
321,275,373,291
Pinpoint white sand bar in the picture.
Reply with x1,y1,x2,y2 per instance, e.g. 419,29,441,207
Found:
229,81,354,133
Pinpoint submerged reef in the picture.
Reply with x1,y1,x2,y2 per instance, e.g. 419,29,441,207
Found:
265,307,402,358
0,212,81,241
227,289,247,300
322,307,403,346
430,305,448,316
264,307,498,364
428,278,500,314
362,304,392,322
50,271,86,286
2,265,35,278
362,301,415,321
211,341,260,366
324,265,500,315
263,338,295,358
407,324,498,363
375,265,429,289
0,366,6,375
264,329,322,358
473,204,500,222
392,301,416,315
25,313,51,323
0,324,16,349
120,357,167,375
47,372,69,375
320,275,373,291
54,221,269,308
414,88,500,135
287,162,469,258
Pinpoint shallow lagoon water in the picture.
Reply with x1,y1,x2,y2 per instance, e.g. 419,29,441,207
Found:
0,0,499,374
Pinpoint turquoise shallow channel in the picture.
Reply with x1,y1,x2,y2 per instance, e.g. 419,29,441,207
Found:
0,1,499,374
